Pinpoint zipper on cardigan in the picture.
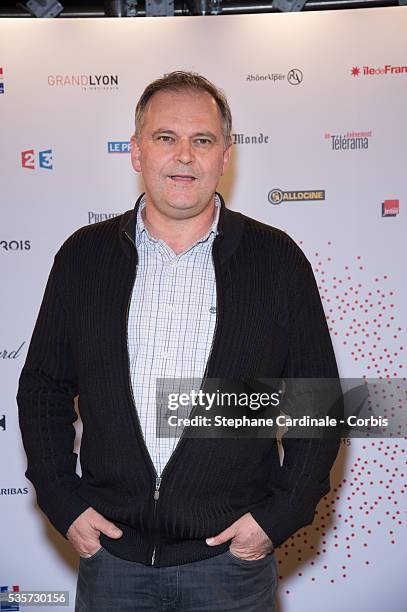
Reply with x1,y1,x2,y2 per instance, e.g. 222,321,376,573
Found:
154,476,162,501
123,228,222,566
146,253,220,566
151,476,162,565
124,230,162,566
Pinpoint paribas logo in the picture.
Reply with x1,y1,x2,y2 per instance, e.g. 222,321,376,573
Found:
324,131,372,151
233,133,270,145
88,212,120,224
0,488,29,496
246,68,303,85
48,74,119,91
0,67,4,94
351,65,407,77
268,189,325,205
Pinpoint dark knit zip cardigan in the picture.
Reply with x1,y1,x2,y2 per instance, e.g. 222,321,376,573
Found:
17,193,341,567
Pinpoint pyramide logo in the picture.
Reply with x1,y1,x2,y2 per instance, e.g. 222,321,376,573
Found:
382,199,399,217
0,585,20,611
351,65,407,77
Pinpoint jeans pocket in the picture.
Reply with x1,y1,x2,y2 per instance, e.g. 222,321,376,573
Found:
81,546,104,561
226,549,271,565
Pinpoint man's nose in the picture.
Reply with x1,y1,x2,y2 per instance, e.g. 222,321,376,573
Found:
175,138,194,164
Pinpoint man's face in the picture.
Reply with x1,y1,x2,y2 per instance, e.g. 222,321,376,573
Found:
131,89,232,220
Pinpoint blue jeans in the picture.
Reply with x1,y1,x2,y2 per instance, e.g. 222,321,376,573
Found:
75,546,278,611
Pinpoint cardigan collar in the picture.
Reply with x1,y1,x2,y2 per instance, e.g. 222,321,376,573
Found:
119,192,245,265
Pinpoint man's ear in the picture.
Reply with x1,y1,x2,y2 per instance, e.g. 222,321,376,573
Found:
221,144,233,176
130,134,142,173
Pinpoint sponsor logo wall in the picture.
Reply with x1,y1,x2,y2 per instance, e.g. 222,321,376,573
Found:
0,8,405,612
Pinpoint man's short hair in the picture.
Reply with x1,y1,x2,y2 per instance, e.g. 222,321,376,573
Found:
134,70,232,148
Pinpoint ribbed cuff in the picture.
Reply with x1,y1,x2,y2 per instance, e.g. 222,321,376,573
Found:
250,495,318,549
36,484,91,538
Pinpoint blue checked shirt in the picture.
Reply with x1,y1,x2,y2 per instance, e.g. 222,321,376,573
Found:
127,195,220,477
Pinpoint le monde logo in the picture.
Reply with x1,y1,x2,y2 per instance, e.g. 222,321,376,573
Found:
1,342,25,359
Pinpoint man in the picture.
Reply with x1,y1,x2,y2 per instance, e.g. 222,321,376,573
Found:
18,71,341,611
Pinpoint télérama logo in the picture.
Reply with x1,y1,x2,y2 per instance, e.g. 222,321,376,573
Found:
351,65,407,77
324,130,372,151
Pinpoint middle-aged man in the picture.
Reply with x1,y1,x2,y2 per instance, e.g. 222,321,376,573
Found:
18,71,341,611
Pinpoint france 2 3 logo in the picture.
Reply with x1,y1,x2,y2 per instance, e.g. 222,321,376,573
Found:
21,148,53,170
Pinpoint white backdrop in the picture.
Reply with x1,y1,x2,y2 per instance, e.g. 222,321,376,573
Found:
1,7,406,611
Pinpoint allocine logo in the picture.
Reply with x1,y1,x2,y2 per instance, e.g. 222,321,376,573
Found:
88,212,120,224
351,65,407,77
0,585,20,612
0,415,5,431
233,133,270,145
382,199,399,217
246,68,303,85
108,141,131,153
0,67,4,94
324,131,372,150
0,488,28,496
268,189,325,205
47,74,119,91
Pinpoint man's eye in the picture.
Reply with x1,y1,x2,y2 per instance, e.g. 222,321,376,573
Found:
157,135,174,142
195,138,211,145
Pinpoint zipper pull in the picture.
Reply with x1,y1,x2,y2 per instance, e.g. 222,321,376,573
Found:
154,476,161,500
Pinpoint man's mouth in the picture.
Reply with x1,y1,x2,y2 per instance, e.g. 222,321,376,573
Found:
169,175,197,183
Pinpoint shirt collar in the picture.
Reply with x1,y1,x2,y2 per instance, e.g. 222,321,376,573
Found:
135,194,221,250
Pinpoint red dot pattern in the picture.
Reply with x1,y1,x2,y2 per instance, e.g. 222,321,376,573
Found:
276,241,406,592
